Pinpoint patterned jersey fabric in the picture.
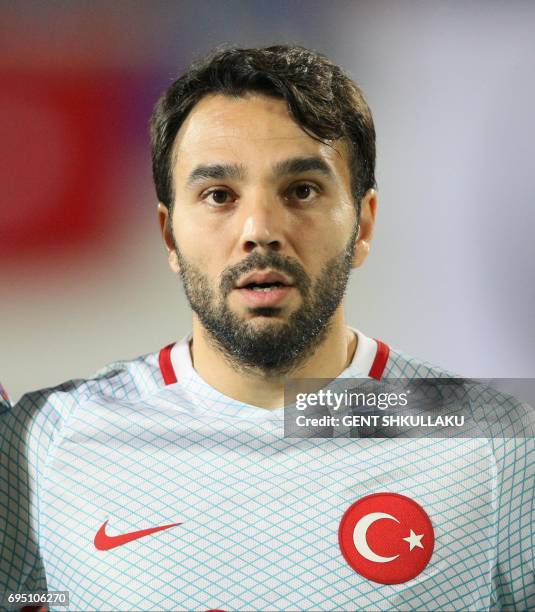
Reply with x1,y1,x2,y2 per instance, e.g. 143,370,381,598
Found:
1,328,533,611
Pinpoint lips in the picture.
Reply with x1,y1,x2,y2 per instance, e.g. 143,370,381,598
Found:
236,270,293,289
234,269,295,307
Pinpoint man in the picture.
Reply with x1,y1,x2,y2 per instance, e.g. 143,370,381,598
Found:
1,46,533,611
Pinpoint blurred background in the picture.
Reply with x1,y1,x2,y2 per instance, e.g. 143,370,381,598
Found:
2,0,534,402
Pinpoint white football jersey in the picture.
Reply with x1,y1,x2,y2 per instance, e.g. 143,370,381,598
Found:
1,328,533,611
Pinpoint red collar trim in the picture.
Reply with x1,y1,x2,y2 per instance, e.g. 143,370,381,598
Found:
369,339,390,380
158,342,177,385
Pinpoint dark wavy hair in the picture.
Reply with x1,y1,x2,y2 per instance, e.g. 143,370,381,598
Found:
150,45,376,217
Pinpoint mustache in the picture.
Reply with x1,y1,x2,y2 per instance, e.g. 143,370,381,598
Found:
220,251,311,297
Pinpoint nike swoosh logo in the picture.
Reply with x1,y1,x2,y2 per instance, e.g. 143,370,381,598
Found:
94,519,182,550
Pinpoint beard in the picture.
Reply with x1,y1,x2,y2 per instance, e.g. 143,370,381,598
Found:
174,223,358,377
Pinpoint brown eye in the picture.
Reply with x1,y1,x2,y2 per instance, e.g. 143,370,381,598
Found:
289,183,319,202
210,190,230,204
295,184,312,199
202,188,236,206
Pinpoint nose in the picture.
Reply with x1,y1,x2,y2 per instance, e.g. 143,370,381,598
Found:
238,192,285,254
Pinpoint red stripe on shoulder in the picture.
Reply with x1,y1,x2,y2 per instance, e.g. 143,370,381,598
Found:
369,339,390,380
0,381,10,403
159,342,177,385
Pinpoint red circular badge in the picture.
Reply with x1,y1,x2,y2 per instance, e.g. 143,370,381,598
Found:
338,492,434,584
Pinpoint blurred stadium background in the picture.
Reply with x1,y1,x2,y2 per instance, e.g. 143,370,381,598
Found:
2,0,534,402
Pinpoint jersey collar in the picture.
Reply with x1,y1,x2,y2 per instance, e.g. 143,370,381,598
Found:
159,327,389,387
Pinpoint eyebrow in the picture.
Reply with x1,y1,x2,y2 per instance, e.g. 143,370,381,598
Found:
185,155,334,187
272,156,334,179
186,163,246,187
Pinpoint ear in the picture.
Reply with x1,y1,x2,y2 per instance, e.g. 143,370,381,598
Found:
352,189,377,268
157,203,180,274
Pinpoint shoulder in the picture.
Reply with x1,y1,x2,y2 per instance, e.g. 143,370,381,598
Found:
1,347,169,448
382,341,534,439
381,343,459,379
77,347,166,403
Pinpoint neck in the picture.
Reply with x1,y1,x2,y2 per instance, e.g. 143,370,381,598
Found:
189,307,356,409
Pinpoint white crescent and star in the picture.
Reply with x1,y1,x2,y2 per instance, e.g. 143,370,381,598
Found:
353,512,425,562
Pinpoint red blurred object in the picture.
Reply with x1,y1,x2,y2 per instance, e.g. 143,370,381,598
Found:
0,70,130,260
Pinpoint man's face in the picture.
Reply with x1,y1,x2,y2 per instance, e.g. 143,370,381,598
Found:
160,93,373,375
